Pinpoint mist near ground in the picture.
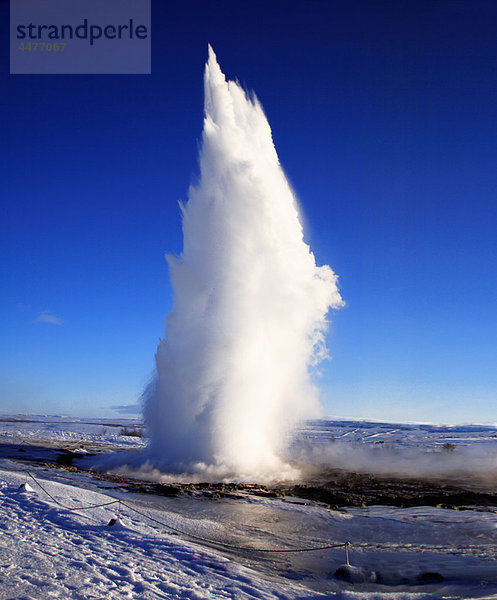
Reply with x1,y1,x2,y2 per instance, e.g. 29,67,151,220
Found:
85,419,497,490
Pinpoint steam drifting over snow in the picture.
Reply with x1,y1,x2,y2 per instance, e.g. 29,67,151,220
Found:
143,47,343,479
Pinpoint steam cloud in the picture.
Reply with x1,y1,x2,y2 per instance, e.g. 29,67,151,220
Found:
142,46,343,479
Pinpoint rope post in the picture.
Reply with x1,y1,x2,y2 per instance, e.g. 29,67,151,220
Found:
345,542,350,566
19,470,32,491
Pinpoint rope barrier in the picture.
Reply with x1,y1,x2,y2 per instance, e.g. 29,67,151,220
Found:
120,500,347,553
26,471,120,511
15,469,350,557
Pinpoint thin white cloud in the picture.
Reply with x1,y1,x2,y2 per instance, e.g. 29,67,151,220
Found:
35,310,63,326
111,403,142,415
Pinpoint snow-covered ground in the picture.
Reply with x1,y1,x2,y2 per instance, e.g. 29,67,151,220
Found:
0,414,146,450
1,415,497,599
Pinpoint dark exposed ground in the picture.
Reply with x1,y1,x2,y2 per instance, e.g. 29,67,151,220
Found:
92,468,497,512
3,441,497,512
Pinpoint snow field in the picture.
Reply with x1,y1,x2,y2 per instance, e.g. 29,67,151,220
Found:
1,469,331,600
2,416,497,599
2,468,497,599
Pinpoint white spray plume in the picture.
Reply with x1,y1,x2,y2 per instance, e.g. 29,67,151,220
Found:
143,46,343,480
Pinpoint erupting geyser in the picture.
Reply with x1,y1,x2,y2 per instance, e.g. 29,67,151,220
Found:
143,46,343,479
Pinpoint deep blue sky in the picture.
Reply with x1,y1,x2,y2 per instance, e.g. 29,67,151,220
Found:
1,1,496,423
